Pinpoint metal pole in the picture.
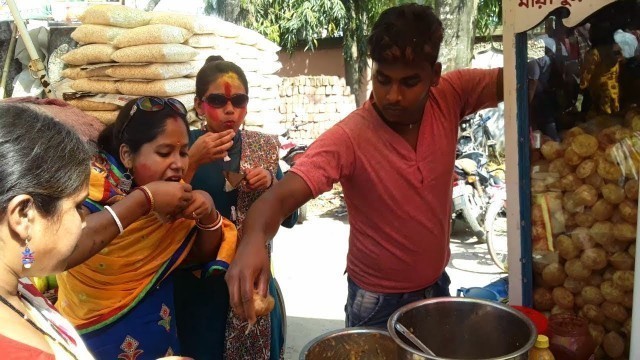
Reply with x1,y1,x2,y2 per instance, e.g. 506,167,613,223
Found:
6,0,54,98
0,23,18,99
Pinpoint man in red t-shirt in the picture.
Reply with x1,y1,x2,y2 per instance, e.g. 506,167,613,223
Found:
226,4,504,328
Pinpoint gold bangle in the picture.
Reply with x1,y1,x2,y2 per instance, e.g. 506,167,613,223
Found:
196,210,222,230
137,186,155,214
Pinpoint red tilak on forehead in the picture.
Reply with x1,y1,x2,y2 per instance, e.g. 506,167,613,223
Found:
224,82,232,97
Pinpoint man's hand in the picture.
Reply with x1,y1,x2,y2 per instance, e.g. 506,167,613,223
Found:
225,238,271,324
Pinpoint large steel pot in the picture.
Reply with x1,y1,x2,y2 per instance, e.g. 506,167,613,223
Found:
387,297,536,360
299,327,399,360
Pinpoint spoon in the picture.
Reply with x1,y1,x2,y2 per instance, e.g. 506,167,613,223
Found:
394,322,436,357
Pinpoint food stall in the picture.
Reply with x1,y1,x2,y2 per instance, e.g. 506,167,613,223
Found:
503,0,638,358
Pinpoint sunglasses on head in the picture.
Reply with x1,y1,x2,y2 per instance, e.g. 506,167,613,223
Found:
202,93,249,109
120,97,188,139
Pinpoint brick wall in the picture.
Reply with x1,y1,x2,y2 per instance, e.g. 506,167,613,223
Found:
276,75,356,143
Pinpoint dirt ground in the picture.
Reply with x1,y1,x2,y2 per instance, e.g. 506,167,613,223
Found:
305,184,347,218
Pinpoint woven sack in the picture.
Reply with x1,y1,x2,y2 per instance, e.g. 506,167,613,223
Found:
71,24,127,44
111,44,197,63
116,78,195,96
149,13,216,34
61,44,117,66
67,99,120,111
71,78,119,94
79,4,151,28
112,24,192,48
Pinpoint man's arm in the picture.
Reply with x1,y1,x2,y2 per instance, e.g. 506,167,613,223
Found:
225,173,312,324
243,172,312,248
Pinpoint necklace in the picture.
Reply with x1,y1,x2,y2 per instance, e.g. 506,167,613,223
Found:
0,294,78,360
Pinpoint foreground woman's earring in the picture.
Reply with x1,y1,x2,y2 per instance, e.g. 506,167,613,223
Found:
118,169,133,192
21,236,35,269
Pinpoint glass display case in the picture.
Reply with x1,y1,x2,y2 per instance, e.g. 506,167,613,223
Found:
503,1,639,359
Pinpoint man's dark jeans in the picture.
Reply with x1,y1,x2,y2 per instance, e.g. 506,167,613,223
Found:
345,272,451,328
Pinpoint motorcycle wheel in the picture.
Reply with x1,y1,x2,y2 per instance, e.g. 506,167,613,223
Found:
461,185,486,242
485,200,508,272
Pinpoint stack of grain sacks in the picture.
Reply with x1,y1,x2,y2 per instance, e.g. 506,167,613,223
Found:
58,4,282,129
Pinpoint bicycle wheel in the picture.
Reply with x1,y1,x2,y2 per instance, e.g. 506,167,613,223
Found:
485,200,508,272
461,185,486,242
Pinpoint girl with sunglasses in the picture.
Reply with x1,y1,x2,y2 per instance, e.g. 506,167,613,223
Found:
55,96,237,359
174,56,296,360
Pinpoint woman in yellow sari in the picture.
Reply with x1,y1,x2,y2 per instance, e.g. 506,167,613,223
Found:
56,97,237,360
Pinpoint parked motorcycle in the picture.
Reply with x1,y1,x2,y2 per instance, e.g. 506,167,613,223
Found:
278,127,309,223
460,112,501,165
451,112,504,242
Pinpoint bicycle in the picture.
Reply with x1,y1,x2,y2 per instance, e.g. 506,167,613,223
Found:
484,185,508,272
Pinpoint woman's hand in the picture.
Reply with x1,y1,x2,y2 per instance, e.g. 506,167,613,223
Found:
189,130,235,167
245,167,272,191
143,181,193,218
182,190,215,220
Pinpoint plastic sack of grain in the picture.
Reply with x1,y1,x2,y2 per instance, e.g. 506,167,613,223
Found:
232,44,262,60
255,36,281,53
212,20,241,38
184,34,218,48
67,99,120,111
62,66,112,80
235,59,261,73
85,110,119,125
106,62,197,80
71,24,127,45
72,78,119,94
193,48,226,61
258,61,282,75
187,109,202,129
116,78,195,96
79,4,151,28
62,44,117,66
170,93,195,111
234,28,258,46
149,13,216,34
187,60,206,77
112,24,193,48
111,44,197,63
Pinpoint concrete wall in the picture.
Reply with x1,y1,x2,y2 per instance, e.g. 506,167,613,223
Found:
278,47,346,78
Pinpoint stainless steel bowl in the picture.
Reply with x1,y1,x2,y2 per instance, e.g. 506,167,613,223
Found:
387,297,536,360
300,327,399,360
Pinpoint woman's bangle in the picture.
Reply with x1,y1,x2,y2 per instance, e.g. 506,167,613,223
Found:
268,170,276,188
104,205,124,234
196,211,224,231
134,186,154,214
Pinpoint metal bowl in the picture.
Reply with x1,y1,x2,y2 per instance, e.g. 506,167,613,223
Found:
387,297,537,360
300,327,399,360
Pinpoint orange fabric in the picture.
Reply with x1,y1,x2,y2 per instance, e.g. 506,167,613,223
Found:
56,214,196,328
56,156,238,329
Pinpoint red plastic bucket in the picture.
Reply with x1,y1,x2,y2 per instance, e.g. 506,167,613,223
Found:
512,305,549,336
